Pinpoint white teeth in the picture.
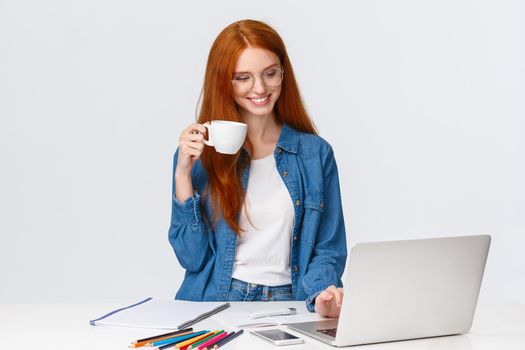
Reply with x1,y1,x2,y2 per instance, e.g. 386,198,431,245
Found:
250,96,269,103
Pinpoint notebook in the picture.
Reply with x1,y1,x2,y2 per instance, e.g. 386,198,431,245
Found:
89,298,230,329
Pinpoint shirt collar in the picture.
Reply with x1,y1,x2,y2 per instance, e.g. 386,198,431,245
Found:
276,124,299,154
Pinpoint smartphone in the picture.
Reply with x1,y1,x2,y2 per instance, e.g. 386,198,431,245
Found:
250,329,304,346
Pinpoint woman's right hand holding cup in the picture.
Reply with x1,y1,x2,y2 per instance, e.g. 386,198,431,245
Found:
176,123,207,177
175,123,207,202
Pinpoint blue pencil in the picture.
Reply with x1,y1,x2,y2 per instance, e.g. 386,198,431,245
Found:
150,330,209,347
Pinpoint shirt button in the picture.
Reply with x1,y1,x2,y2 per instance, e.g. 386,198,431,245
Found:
320,201,324,208
293,235,298,241
295,200,300,206
293,266,298,272
283,171,288,177
277,148,282,154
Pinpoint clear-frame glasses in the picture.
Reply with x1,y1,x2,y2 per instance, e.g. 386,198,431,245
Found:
231,67,284,92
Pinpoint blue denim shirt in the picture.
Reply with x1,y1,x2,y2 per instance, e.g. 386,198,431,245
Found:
169,124,347,311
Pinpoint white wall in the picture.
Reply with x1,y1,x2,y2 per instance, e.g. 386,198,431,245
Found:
1,0,523,303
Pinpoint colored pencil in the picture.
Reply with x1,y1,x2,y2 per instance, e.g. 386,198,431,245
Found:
133,328,193,344
198,332,229,350
130,329,193,347
151,331,209,347
188,330,224,349
211,330,244,349
158,340,197,350
156,331,218,350
141,331,194,348
157,342,180,350
176,331,215,348
157,340,190,350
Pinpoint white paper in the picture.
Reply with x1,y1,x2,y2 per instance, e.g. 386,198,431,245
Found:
90,299,227,329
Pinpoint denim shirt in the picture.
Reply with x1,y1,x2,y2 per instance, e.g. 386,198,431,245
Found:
168,124,347,311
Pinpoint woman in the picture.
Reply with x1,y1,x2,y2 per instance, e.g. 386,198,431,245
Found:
169,19,347,317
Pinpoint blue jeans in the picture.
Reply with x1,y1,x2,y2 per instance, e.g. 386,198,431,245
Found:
226,278,293,302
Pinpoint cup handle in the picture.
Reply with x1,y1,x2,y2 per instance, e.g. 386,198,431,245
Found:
202,122,213,146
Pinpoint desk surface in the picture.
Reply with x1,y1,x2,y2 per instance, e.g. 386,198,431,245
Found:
1,300,524,350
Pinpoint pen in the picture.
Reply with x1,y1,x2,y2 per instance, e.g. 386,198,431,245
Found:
211,330,244,349
248,307,297,319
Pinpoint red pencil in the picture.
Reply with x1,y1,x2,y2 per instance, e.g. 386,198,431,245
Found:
198,332,229,350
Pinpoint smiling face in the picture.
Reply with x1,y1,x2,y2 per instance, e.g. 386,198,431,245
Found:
232,47,282,120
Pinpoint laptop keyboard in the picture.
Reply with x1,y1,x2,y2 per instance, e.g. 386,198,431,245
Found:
317,328,337,338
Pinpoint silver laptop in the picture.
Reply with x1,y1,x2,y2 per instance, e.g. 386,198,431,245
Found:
288,235,491,347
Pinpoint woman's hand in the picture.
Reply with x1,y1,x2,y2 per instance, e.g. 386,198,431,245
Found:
176,123,207,177
314,285,344,318
174,123,207,203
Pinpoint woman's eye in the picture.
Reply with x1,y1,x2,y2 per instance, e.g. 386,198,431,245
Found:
234,76,251,82
264,71,277,77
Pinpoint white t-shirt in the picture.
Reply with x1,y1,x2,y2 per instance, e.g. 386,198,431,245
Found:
232,153,294,286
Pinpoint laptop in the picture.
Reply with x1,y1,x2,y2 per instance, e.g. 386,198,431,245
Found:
288,235,491,347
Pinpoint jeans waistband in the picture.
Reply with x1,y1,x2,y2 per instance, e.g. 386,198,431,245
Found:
229,278,293,302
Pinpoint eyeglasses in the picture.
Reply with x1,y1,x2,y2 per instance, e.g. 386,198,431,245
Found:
231,67,284,92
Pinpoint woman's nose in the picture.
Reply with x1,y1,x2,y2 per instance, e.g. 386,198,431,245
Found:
252,76,267,94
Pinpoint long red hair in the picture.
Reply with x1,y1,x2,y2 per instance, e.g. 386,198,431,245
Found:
197,19,317,234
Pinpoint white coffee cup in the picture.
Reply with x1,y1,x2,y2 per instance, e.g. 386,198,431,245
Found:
203,120,248,154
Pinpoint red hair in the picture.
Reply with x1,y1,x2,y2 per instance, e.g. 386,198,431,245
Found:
197,19,317,234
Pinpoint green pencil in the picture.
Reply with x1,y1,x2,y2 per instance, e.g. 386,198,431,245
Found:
188,330,225,349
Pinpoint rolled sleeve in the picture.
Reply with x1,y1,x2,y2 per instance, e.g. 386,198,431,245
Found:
172,192,203,226
305,291,322,312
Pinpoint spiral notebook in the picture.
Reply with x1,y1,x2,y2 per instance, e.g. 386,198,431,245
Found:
89,298,230,330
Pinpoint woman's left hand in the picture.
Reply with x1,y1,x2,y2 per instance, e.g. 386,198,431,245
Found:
314,285,344,318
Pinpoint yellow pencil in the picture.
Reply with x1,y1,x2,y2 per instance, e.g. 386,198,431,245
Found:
176,331,216,348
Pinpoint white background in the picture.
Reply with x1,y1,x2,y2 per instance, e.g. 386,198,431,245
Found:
1,0,523,304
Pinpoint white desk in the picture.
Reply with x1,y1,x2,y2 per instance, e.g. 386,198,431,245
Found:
1,300,524,350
